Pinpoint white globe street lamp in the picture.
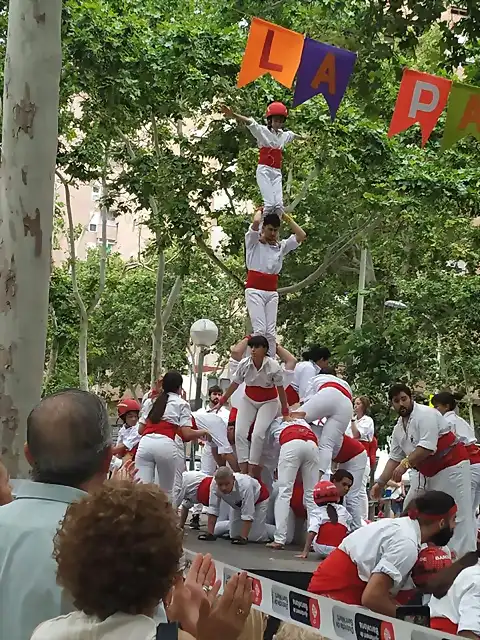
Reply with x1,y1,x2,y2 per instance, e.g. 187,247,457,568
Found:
189,319,219,470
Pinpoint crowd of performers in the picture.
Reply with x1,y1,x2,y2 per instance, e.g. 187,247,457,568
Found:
111,104,480,634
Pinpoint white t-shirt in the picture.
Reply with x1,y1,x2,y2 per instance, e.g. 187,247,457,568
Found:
443,410,476,445
339,517,421,588
193,411,232,455
116,425,141,451
247,119,296,150
207,473,262,521
245,225,299,275
389,403,450,460
304,374,352,402
179,470,209,508
292,360,320,402
429,562,480,634
346,415,374,442
308,504,353,534
31,611,157,640
233,355,284,388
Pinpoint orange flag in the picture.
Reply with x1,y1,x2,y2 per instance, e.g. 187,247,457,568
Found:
237,17,305,89
388,69,452,146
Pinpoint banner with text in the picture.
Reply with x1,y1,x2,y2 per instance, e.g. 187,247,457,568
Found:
441,82,480,150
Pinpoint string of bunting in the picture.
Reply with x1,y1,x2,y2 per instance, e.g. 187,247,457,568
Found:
238,17,480,150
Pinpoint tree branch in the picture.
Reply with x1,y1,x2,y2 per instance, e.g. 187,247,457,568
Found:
284,166,319,214
278,218,378,295
195,235,244,288
87,157,109,315
162,276,183,325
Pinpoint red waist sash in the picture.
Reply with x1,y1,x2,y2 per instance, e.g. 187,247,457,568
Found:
197,476,214,506
290,482,307,519
334,435,365,463
318,381,353,401
279,425,318,447
466,442,480,465
245,385,278,402
256,481,270,504
258,147,282,169
417,432,468,477
316,522,348,547
430,618,458,634
245,270,279,292
308,548,365,605
142,420,178,440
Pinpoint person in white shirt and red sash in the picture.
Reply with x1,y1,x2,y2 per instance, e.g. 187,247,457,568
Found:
433,391,480,521
243,208,306,356
291,345,331,405
298,480,353,559
177,470,214,527
429,559,480,636
371,383,475,558
348,396,375,519
332,435,368,529
217,336,290,478
309,490,458,617
263,417,320,550
135,371,210,500
222,102,301,216
292,369,354,478
199,467,273,544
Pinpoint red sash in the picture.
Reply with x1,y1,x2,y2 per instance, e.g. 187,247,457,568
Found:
285,385,300,406
279,424,318,447
430,618,458,634
228,407,238,426
316,522,348,547
308,549,365,605
142,420,178,440
256,481,270,504
290,482,306,519
334,435,365,463
417,432,468,477
245,385,278,402
245,270,279,292
466,442,480,465
197,476,214,506
258,147,282,169
318,381,353,401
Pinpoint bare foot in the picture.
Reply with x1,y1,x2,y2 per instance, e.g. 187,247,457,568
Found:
266,542,284,550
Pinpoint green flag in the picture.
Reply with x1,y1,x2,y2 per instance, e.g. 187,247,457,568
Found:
441,82,480,150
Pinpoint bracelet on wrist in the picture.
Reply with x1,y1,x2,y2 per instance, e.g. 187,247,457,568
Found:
400,457,411,469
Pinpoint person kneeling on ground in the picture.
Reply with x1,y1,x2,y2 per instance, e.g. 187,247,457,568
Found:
308,490,458,617
31,481,253,640
199,467,274,544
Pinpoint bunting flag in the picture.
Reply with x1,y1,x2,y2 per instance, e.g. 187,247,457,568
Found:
237,17,304,89
441,83,480,150
388,69,452,146
293,38,357,118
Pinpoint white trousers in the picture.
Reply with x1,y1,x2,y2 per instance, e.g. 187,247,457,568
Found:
341,450,368,529
214,501,273,542
235,395,279,465
172,437,186,509
274,440,320,545
192,444,217,516
359,457,371,520
470,463,480,518
136,434,178,500
312,542,336,558
256,164,283,213
302,388,353,475
404,461,476,557
245,288,278,357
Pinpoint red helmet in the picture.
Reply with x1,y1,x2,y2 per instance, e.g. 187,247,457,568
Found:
411,546,452,587
117,398,141,418
313,480,340,506
265,102,288,118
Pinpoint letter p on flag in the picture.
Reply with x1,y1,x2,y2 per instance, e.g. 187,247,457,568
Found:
388,69,452,146
237,17,304,89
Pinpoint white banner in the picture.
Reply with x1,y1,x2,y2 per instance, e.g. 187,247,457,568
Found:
184,549,457,640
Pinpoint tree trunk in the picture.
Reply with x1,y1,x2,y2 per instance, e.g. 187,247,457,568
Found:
151,244,165,384
43,305,59,391
0,0,62,477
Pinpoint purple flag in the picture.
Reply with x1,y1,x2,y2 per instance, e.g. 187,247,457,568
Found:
293,38,357,119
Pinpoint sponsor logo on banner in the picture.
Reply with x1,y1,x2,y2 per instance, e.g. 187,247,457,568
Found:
271,583,290,618
252,578,263,606
355,613,396,640
309,597,321,629
333,605,356,640
289,591,312,626
223,566,235,586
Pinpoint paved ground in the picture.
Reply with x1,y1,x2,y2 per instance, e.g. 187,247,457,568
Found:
183,525,319,574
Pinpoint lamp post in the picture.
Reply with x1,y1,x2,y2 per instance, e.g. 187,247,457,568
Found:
189,319,218,469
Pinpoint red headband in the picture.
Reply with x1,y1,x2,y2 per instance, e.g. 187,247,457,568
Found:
409,505,457,521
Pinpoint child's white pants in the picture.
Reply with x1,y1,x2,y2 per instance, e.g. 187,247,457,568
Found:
256,164,283,214
136,434,178,500
235,395,279,465
245,287,278,357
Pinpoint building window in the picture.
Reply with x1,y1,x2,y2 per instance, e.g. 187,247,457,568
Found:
92,183,101,200
450,6,468,16
89,223,97,232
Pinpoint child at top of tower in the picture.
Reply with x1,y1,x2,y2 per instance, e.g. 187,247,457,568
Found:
222,102,304,216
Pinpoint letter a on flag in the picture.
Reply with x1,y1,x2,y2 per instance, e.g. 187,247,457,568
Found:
388,69,452,146
293,38,357,118
441,83,480,150
237,17,304,89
